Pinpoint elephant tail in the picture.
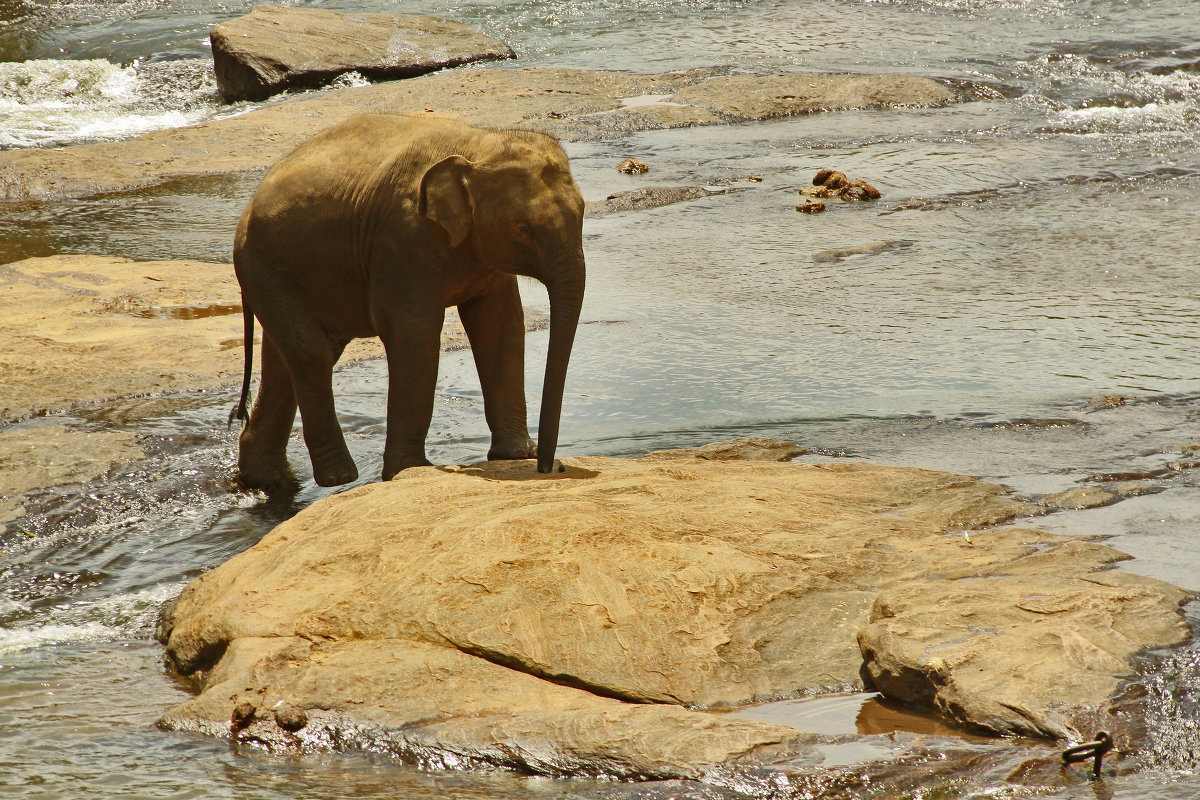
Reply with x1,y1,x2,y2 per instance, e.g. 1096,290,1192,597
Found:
228,295,254,428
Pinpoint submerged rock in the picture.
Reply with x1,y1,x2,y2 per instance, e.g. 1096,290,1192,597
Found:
584,185,731,217
210,5,514,102
156,442,1190,780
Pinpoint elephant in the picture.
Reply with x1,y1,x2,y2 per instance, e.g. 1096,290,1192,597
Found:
228,114,586,490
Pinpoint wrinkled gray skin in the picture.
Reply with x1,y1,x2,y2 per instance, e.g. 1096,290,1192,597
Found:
231,115,586,490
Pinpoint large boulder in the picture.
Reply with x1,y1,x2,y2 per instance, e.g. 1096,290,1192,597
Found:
156,442,1191,780
210,5,515,102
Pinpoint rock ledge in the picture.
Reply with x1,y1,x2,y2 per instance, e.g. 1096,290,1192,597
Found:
156,441,1191,780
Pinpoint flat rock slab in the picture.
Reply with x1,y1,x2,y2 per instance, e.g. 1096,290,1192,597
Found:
211,6,515,102
0,68,954,201
156,442,1191,780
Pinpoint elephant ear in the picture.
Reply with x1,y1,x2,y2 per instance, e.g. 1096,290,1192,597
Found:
419,155,474,248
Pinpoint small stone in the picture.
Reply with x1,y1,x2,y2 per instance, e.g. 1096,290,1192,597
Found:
616,157,650,174
795,199,826,214
798,185,835,198
230,701,257,733
274,703,309,732
747,175,763,182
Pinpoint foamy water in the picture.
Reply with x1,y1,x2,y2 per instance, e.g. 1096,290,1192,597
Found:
0,57,224,148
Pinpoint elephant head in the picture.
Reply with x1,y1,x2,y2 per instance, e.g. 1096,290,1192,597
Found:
419,132,586,473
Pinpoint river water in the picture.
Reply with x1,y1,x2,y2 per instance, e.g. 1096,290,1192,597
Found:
2,1,1200,798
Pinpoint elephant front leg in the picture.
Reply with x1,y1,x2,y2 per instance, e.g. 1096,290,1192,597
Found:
379,311,445,480
459,279,537,462
237,332,300,492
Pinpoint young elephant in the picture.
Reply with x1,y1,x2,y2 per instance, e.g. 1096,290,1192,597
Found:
230,115,586,490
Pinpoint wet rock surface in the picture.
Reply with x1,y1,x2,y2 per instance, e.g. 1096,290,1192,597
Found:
156,440,1190,781
210,6,515,102
0,68,954,201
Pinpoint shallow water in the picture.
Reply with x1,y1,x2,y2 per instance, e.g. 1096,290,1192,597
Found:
2,0,1200,797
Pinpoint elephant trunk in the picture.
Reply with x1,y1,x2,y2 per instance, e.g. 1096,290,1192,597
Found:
537,253,585,474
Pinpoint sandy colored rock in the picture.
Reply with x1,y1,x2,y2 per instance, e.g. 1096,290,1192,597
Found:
156,443,1189,776
0,255,546,422
0,68,954,202
210,6,514,102
0,255,246,420
859,557,1191,738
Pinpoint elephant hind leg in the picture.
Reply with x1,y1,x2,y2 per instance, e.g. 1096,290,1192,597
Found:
281,330,359,488
236,331,300,492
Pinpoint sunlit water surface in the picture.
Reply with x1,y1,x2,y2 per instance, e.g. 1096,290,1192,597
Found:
2,0,1200,797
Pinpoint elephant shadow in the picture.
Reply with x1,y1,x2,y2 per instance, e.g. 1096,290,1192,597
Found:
434,460,601,482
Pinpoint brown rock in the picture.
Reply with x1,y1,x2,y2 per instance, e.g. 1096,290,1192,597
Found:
155,443,1188,776
815,170,848,189
859,563,1189,739
210,5,514,102
795,199,826,213
230,701,256,733
645,437,806,462
273,703,308,732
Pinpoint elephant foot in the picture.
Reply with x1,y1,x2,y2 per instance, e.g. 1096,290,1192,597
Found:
236,458,301,495
381,454,434,482
312,455,359,487
487,436,537,462
304,438,359,486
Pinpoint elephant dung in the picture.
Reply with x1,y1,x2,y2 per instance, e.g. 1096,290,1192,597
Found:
156,442,1191,779
210,5,515,102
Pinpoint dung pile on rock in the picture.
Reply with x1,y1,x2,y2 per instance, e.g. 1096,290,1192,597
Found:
799,169,882,201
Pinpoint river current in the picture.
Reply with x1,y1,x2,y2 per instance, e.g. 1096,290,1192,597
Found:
2,1,1200,798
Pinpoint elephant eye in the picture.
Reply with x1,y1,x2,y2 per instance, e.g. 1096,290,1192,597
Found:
514,220,534,238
